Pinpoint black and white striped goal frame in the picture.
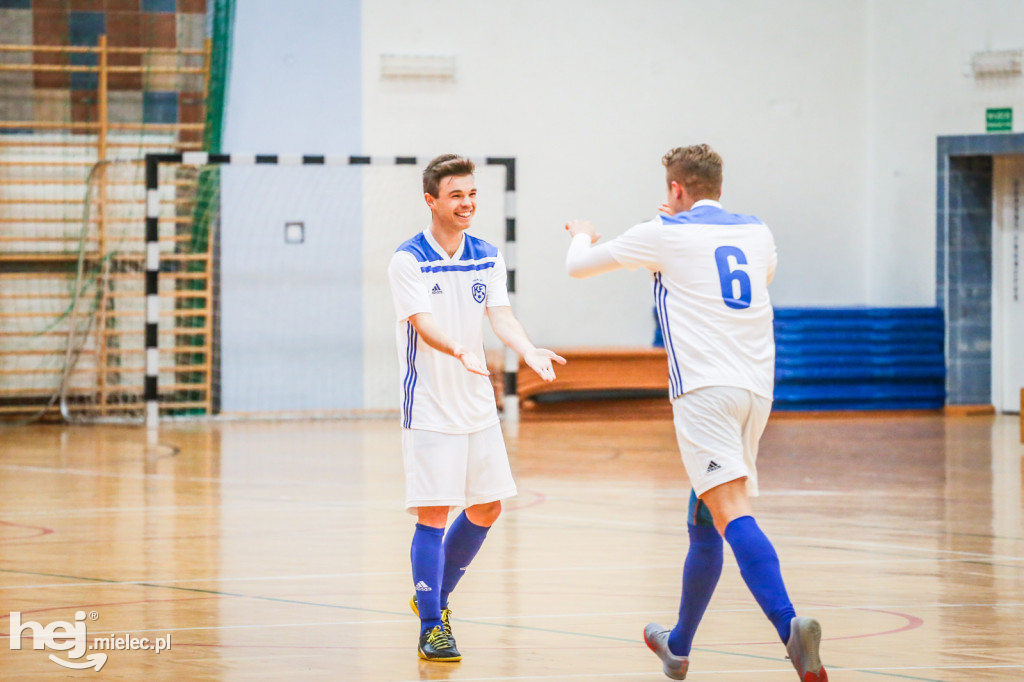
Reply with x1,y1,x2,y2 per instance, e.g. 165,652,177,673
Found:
143,152,519,428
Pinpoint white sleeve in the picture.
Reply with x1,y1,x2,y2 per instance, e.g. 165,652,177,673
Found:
602,218,664,271
486,252,511,307
387,251,430,322
565,234,624,278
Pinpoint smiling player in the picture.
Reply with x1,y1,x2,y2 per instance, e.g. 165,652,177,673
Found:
387,154,565,662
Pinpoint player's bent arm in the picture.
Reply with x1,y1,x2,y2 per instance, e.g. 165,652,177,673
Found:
565,234,624,279
407,312,489,377
486,306,566,383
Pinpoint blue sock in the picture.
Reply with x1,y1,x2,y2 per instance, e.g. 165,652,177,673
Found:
441,511,491,608
668,522,723,656
724,516,797,643
411,523,444,633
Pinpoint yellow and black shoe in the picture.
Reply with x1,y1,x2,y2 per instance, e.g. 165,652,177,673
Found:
417,624,461,662
410,595,455,642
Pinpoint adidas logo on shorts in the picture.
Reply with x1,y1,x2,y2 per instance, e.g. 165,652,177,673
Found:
431,283,443,295
415,581,432,592
706,460,722,473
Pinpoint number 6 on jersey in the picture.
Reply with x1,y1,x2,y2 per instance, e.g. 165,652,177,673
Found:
714,245,752,310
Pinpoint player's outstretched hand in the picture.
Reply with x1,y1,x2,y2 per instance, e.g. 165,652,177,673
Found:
524,348,567,383
456,349,490,377
659,203,673,215
564,220,600,244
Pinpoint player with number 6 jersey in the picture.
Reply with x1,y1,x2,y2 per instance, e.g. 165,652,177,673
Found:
598,202,777,405
563,144,826,682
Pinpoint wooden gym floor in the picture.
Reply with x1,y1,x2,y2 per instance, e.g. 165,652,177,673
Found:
0,412,1022,680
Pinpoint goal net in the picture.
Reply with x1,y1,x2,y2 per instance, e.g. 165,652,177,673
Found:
1,154,515,424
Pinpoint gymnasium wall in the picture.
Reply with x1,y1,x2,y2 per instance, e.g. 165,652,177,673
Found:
864,1,1024,305
361,0,1024,347
218,1,1024,411
362,0,871,347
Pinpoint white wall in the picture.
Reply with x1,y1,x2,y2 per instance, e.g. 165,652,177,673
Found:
362,0,1024,347
362,0,872,347
864,0,1024,305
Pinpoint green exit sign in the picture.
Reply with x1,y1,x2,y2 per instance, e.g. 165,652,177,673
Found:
986,107,1012,132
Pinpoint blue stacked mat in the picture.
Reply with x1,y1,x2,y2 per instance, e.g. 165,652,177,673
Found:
772,307,946,411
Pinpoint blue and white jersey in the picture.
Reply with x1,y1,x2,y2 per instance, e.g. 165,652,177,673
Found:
604,200,777,400
387,228,509,434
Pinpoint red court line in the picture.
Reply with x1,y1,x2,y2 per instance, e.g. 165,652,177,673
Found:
823,606,925,641
0,519,54,541
503,488,546,512
714,604,924,647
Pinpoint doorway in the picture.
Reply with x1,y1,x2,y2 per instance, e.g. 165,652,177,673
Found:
937,133,1024,412
993,157,1024,413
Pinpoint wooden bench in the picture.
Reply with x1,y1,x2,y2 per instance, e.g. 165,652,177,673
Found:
515,348,669,418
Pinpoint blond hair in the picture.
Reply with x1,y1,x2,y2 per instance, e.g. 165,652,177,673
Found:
662,144,723,199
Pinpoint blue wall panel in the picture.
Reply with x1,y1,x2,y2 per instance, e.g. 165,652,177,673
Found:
220,0,363,411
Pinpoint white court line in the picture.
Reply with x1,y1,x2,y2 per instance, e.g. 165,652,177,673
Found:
391,663,1024,681
0,500,392,518
0,617,409,638
0,464,389,491
0,557,943,590
516,512,1024,562
770,531,1024,563
0,565,685,590
4,555,1024,591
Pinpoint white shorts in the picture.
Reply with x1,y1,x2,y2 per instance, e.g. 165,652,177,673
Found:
402,422,517,514
671,386,772,498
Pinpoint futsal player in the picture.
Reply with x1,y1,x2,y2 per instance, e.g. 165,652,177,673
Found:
562,145,827,681
388,154,565,662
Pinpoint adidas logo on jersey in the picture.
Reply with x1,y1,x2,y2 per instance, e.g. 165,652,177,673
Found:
415,581,432,592
706,460,722,473
431,283,443,295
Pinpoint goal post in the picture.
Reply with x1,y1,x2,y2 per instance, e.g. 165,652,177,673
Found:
141,152,520,428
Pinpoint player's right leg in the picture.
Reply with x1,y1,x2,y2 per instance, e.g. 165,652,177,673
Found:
411,506,459,661
403,428,468,661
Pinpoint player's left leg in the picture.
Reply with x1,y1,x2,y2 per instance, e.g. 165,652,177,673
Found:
699,390,827,681
447,423,516,606
704,482,825,680
441,502,499,609
702,479,796,642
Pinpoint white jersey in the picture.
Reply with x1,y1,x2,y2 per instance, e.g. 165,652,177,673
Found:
604,200,777,400
387,228,509,434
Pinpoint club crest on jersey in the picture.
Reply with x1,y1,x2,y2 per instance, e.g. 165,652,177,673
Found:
471,281,487,303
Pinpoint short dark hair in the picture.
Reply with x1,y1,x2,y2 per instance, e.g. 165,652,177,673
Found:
423,154,476,197
662,144,723,199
